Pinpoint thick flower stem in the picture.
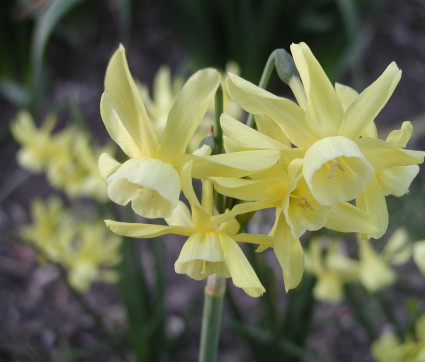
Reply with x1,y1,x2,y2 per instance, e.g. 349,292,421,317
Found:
198,274,226,362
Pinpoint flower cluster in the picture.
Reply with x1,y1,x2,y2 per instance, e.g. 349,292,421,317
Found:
100,43,424,297
22,197,122,291
11,111,110,201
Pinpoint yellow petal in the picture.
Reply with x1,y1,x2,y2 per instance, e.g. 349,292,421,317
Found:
165,201,194,227
220,113,291,150
192,150,281,178
107,157,180,218
291,42,343,136
226,73,316,147
325,202,378,235
101,45,158,158
233,233,274,248
105,219,193,238
212,177,285,202
377,165,419,197
303,136,374,205
159,68,220,161
273,215,304,292
371,331,402,362
219,232,265,297
356,177,388,239
335,83,358,111
339,62,401,139
255,114,291,147
386,121,413,147
98,152,121,179
358,137,425,171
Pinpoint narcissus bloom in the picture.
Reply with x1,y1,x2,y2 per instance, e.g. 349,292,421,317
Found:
99,46,279,219
225,42,414,208
105,162,273,297
99,45,220,218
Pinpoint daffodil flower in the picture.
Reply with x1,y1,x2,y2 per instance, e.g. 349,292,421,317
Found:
226,42,406,207
210,159,376,290
305,238,359,303
99,46,280,219
99,45,223,218
105,162,272,297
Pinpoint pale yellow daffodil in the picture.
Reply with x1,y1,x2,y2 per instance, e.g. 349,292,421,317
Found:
99,45,221,218
225,42,423,211
105,162,272,297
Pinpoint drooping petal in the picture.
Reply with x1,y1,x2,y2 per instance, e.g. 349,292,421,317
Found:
98,152,121,179
356,177,388,239
192,150,281,179
338,62,401,139
159,69,220,161
291,42,343,136
273,215,304,292
303,136,374,205
226,73,316,147
101,45,159,158
377,165,419,197
105,219,193,238
219,232,265,297
357,137,425,171
324,202,378,235
107,157,180,218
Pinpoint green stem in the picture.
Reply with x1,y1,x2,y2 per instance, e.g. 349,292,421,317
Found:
246,49,279,128
375,291,404,340
199,274,226,362
214,85,224,155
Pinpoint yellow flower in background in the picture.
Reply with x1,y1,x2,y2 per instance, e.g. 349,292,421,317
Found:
62,223,121,291
10,111,109,201
22,197,74,263
372,313,425,362
305,238,359,303
139,66,185,138
105,162,273,297
22,197,122,291
10,111,57,172
99,45,221,218
358,228,412,293
225,42,424,219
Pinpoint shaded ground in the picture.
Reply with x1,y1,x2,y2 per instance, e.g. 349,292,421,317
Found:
1,0,425,361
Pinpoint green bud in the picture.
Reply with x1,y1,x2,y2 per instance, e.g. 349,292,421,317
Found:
274,49,300,85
